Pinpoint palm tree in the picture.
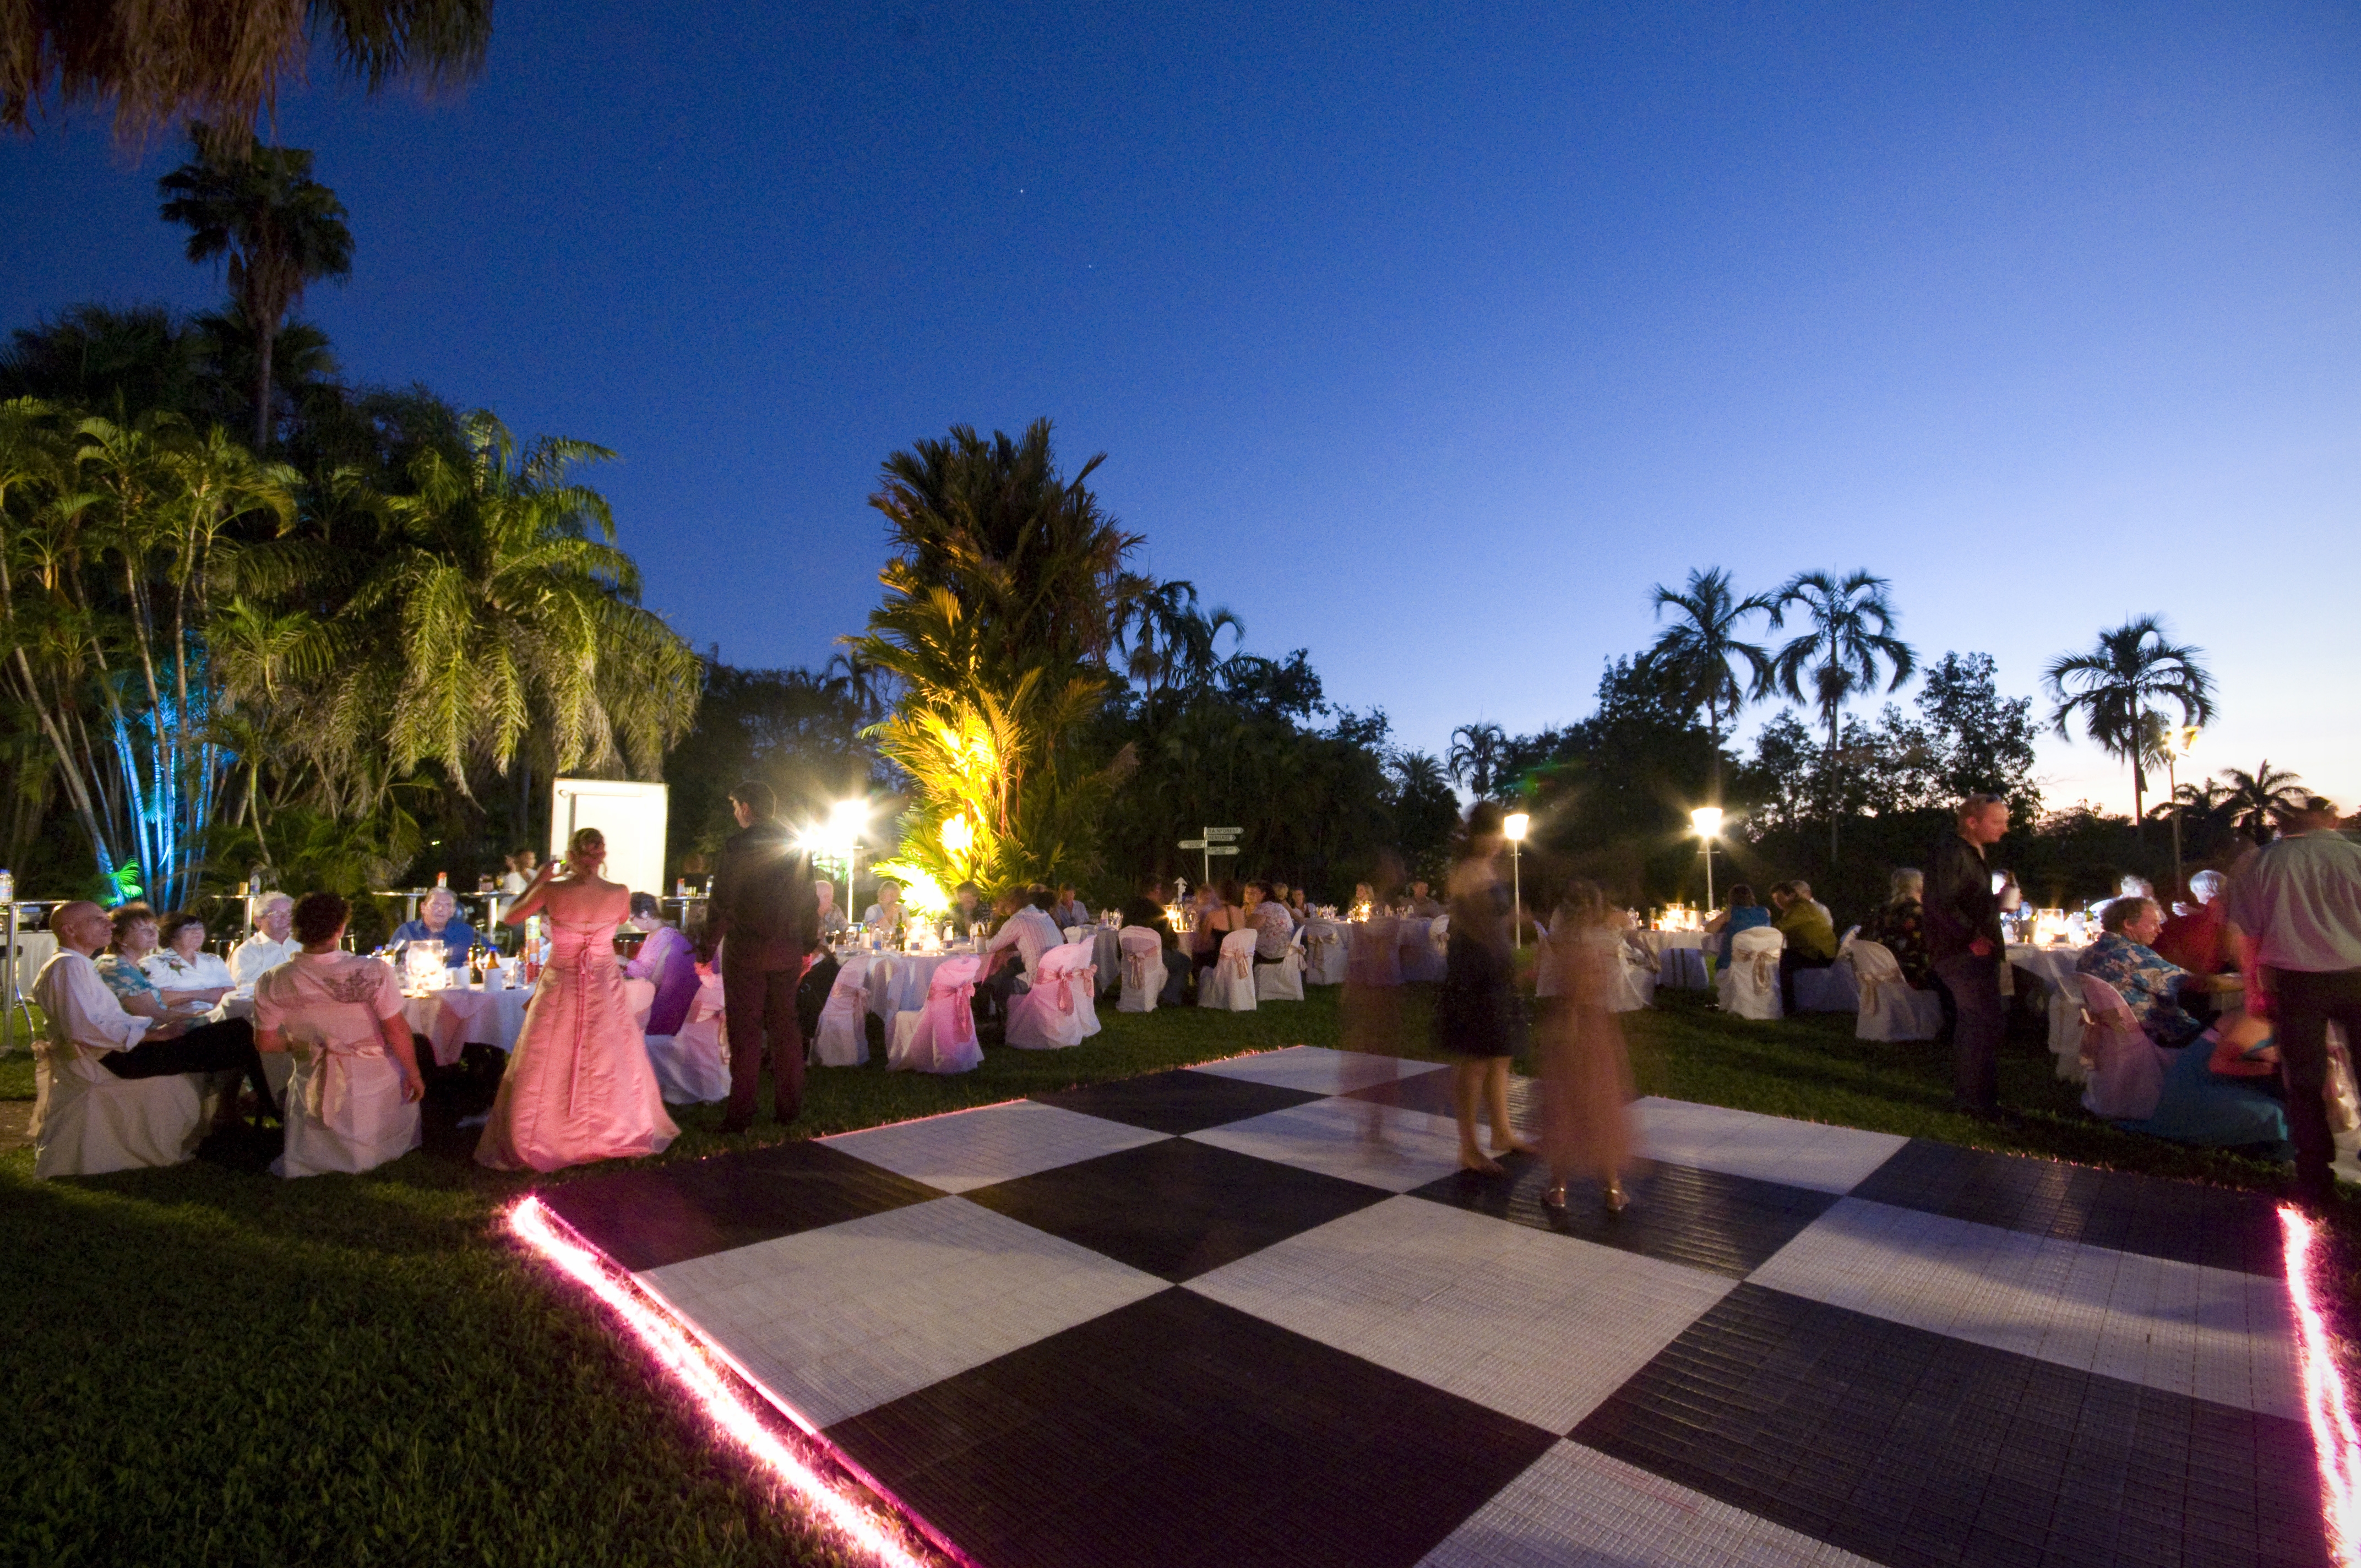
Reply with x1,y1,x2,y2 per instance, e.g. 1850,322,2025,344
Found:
1113,577,1242,727
353,412,701,797
2219,761,2305,843
1447,722,1507,799
1765,569,1917,862
2043,616,2215,828
1647,567,1773,801
159,127,353,450
4,0,491,145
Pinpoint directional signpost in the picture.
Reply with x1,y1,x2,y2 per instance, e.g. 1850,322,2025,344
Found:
1177,826,1242,885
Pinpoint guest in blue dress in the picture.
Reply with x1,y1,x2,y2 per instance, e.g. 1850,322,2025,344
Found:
391,888,480,966
1705,885,1774,966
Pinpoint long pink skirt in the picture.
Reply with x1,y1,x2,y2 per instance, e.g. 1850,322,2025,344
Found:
476,956,678,1173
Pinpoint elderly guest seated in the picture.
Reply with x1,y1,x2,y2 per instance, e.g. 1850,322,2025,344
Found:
147,910,237,1009
1704,885,1774,965
625,892,702,1037
1243,881,1293,966
96,905,206,1022
229,893,299,987
983,887,1067,1012
861,879,905,931
1050,884,1091,929
1861,869,1934,989
2157,868,2231,973
2077,895,2207,1047
1403,880,1445,918
391,888,479,965
1771,881,1838,1012
814,880,850,939
36,899,279,1138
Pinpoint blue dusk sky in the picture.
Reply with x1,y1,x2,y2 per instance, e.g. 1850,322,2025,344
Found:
6,0,2358,814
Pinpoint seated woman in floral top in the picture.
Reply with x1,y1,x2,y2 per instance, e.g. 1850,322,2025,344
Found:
1860,868,1933,989
2076,896,2206,1047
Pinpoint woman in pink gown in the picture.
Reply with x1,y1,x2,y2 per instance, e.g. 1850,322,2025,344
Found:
476,828,678,1172
1538,879,1636,1214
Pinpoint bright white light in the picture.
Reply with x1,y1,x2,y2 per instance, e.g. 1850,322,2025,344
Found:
1690,806,1724,839
938,815,975,854
1503,812,1530,843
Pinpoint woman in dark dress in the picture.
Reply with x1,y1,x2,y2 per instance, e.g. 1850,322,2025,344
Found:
1434,802,1532,1174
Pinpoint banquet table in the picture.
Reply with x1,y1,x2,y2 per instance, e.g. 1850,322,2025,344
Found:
403,981,534,1067
2007,943,2092,1080
834,947,982,1021
1396,916,1445,983
9,928,57,998
1640,930,1712,990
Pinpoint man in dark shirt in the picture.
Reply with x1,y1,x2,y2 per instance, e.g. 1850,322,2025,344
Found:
700,780,819,1132
1120,877,1189,1007
1925,793,2011,1118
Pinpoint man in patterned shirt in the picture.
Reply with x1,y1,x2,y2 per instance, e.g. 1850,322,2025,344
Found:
2076,896,2206,1047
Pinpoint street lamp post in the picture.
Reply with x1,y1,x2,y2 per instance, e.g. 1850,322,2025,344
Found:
2164,726,2199,895
1689,806,1724,912
1503,812,1530,949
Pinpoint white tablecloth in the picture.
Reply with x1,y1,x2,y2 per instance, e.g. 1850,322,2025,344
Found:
403,983,534,1066
2008,943,2091,1079
1638,930,1709,954
835,948,981,1020
1639,932,1712,989
10,929,57,995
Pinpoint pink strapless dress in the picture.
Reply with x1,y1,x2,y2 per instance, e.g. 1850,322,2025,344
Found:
476,889,678,1172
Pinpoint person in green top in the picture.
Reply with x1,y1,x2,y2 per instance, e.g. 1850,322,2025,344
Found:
1771,880,1838,1014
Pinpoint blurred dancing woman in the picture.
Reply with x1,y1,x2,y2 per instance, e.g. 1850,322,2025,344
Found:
1434,803,1532,1173
476,827,678,1172
1539,880,1635,1212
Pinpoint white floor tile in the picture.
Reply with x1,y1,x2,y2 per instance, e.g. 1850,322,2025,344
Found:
1189,1197,1732,1433
1188,1043,1449,1095
819,1098,1169,1193
1185,1095,1470,1192
638,1197,1167,1429
1749,1197,2301,1418
1418,1440,1884,1567
1631,1097,1908,1194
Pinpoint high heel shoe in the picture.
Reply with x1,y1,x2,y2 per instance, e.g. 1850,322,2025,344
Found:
1603,1181,1630,1213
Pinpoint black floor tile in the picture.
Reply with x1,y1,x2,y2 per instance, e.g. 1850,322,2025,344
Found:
1573,1284,2330,1568
1033,1067,1326,1134
826,1288,1559,1568
962,1136,1391,1281
1406,1153,1836,1278
1340,1067,1461,1116
535,1139,944,1271
1850,1139,2284,1276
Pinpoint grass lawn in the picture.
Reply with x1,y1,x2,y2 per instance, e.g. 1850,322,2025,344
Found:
4,983,2354,1566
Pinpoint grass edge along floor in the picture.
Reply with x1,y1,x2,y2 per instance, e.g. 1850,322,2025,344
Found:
525,1046,2344,1568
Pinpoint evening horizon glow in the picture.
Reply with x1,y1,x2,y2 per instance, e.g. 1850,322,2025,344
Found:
6,0,2356,814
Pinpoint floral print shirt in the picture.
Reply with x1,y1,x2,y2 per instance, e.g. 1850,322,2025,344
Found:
94,952,159,1002
1861,899,1932,989
2076,931,2206,1047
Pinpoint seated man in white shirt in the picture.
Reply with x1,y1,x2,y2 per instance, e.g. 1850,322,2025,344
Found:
1049,884,1091,930
229,893,299,988
1243,881,1294,966
34,900,280,1138
983,887,1066,997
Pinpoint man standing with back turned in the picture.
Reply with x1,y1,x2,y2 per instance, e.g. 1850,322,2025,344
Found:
2223,794,2361,1207
700,780,819,1134
1926,793,2011,1120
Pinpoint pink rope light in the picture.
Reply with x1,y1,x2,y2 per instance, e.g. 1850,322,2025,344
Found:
2283,1204,2361,1568
508,1195,931,1568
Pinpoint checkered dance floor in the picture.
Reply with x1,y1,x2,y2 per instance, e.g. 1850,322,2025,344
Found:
536,1047,2329,1568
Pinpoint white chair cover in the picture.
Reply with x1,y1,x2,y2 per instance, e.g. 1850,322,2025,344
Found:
29,1036,206,1178
2078,974,2167,1120
275,1036,423,1178
1302,920,1348,986
813,957,886,1067
1201,928,1259,1011
1353,916,1403,987
1399,917,1446,984
889,954,983,1074
1254,927,1307,1002
1063,925,1091,946
646,973,731,1104
1008,941,1102,1049
1534,918,1563,999
1117,927,1167,1014
1792,957,1860,1013
1612,937,1657,1013
1718,927,1785,1020
2046,979,2088,1082
1850,940,1941,1041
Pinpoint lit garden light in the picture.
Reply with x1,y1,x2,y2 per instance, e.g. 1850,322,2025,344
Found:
1690,805,1724,910
2166,724,2201,895
1503,811,1530,949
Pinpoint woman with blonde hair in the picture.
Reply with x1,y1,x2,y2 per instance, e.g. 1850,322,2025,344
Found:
1539,878,1636,1212
476,826,678,1172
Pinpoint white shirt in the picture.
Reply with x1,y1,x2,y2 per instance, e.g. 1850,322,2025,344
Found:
2224,831,2361,973
1051,899,1091,929
986,907,1064,981
229,934,299,987
145,949,236,992
32,948,151,1058
861,902,905,929
499,871,530,896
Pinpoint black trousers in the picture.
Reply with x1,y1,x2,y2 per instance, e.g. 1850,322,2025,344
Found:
101,1017,276,1118
1934,952,2004,1115
2264,966,2361,1193
721,957,803,1125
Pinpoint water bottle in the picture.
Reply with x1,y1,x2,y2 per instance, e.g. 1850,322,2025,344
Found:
0,869,13,905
